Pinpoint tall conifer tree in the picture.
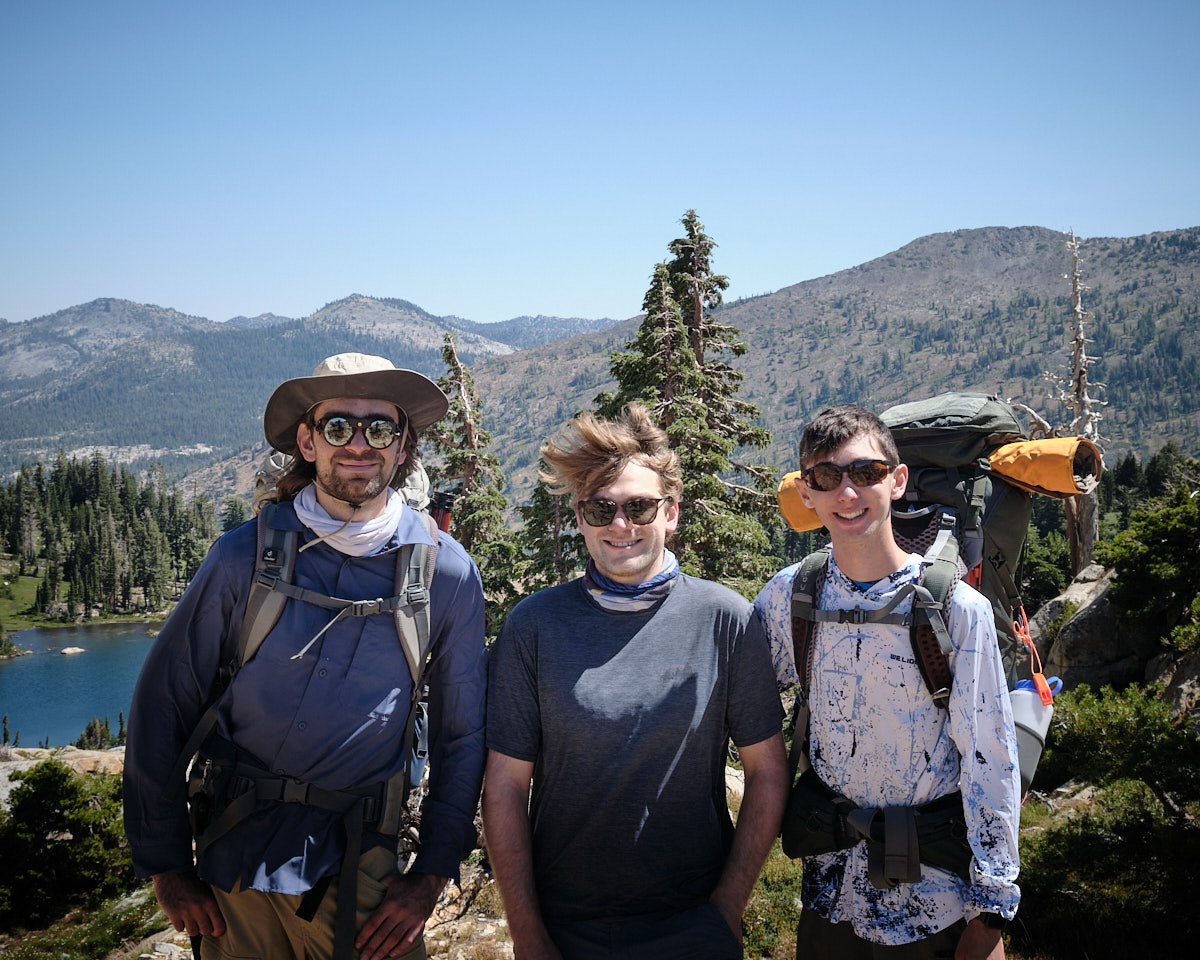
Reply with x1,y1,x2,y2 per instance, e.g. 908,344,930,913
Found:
515,472,587,594
429,333,519,633
596,210,775,594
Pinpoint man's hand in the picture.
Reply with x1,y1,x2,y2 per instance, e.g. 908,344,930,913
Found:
956,917,1006,960
708,891,745,943
706,733,787,942
356,870,445,960
152,871,225,940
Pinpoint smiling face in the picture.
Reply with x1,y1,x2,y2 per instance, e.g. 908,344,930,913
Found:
799,433,910,580
295,397,406,520
576,461,679,586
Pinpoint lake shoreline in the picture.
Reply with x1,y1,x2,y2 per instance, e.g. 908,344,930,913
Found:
1,622,163,748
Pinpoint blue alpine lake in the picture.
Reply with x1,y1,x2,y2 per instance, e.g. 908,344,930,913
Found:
0,622,159,747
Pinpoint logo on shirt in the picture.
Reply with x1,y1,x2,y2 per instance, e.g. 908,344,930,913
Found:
890,653,918,665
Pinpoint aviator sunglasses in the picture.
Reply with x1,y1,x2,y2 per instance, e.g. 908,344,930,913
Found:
577,497,670,527
315,414,405,449
802,458,898,492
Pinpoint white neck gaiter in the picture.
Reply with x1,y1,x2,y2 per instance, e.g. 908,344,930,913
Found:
292,483,403,557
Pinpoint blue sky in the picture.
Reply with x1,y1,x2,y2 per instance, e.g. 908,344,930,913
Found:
2,1,1197,325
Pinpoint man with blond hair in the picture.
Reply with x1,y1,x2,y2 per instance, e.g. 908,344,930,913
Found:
483,403,787,960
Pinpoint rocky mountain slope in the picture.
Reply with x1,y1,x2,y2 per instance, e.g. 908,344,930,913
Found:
473,225,1200,500
2,225,1196,503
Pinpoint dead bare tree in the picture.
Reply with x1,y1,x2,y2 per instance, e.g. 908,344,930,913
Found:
1012,231,1107,573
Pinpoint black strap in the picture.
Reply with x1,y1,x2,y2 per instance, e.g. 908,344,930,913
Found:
790,549,830,700
333,798,367,960
296,874,334,923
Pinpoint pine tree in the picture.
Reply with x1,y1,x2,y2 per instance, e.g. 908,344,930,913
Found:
515,473,587,594
220,496,251,532
596,210,776,594
428,333,519,634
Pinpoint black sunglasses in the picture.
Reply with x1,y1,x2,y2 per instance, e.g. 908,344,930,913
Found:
315,414,405,450
802,458,898,492
577,497,669,527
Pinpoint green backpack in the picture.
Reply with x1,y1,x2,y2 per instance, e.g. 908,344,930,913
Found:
881,391,1033,686
791,392,1034,709
782,394,1043,871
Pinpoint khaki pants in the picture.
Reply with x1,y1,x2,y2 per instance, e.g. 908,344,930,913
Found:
202,847,427,960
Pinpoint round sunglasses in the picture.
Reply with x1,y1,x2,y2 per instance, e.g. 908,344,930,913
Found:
315,414,405,450
802,458,898,492
577,496,669,527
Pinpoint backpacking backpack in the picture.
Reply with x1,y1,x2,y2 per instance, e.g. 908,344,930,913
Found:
782,393,1097,855
164,500,439,799
882,391,1033,686
790,393,1033,700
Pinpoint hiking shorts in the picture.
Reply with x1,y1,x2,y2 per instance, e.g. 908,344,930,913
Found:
201,846,426,960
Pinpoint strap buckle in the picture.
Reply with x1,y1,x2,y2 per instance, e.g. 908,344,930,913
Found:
405,584,429,605
281,779,312,804
350,598,383,617
253,569,281,590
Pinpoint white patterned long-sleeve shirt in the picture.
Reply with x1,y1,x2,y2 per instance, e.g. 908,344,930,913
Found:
754,553,1021,944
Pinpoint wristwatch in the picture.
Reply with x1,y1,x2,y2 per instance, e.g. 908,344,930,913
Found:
976,912,1009,931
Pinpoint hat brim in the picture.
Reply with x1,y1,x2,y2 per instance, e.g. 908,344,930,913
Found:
264,369,449,454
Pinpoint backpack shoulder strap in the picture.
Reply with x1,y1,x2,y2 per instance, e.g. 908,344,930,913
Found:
239,502,300,667
786,548,832,782
393,511,439,690
910,510,958,709
163,503,300,800
790,548,831,699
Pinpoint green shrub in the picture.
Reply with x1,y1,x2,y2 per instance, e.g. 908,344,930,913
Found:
1014,784,1200,956
1013,683,1200,956
1045,683,1200,820
0,759,135,931
744,842,803,958
1166,594,1200,654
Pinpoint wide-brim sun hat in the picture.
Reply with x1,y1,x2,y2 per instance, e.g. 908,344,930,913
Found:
264,352,450,454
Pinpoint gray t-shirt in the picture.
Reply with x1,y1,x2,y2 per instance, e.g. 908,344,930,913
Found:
487,574,782,923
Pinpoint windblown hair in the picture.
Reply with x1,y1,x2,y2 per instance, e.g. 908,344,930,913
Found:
798,404,900,468
540,403,683,503
259,409,422,509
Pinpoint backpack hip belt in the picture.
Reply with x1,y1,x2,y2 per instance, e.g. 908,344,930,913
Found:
780,765,971,889
188,746,410,859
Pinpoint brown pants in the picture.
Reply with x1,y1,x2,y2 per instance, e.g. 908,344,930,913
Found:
202,847,427,960
796,909,966,960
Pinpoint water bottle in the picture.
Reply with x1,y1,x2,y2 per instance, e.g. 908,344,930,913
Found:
429,491,456,533
1009,676,1063,795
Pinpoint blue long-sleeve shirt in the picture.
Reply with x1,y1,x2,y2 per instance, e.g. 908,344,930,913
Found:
123,501,487,893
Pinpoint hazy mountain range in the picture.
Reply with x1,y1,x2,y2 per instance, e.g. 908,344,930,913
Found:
2,224,1196,505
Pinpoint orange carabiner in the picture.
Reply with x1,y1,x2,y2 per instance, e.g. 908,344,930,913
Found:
1013,606,1055,705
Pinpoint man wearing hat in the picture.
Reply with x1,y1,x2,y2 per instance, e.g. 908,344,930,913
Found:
124,354,488,960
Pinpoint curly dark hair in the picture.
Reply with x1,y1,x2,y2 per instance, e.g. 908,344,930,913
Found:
797,404,900,468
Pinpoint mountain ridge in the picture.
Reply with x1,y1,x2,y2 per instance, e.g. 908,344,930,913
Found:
1,225,1196,504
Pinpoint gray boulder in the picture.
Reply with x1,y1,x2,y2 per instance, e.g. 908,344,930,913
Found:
1033,565,1158,691
1146,650,1200,720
